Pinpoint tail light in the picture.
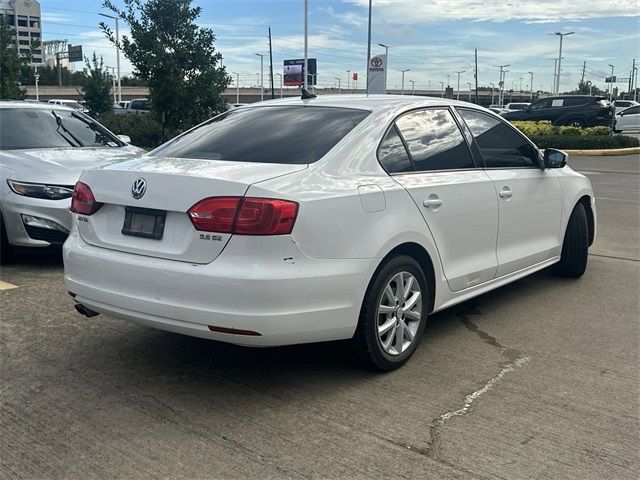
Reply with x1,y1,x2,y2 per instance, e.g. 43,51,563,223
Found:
188,197,298,235
70,181,102,215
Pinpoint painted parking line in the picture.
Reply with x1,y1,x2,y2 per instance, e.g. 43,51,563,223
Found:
0,280,18,291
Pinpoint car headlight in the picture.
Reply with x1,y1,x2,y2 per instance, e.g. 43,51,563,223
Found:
6,180,74,200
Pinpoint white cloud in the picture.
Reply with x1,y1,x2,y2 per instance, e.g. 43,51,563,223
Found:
344,0,639,23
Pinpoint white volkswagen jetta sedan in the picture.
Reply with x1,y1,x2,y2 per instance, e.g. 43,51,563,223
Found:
64,96,596,370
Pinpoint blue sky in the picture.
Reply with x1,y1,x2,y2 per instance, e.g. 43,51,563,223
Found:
42,0,639,93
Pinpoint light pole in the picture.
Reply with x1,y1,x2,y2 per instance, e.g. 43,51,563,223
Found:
232,72,240,104
347,70,351,91
490,82,495,104
34,66,40,101
366,0,372,94
608,64,615,101
335,77,341,93
255,53,264,101
467,82,472,101
456,70,465,100
528,71,534,100
400,69,410,95
439,81,445,98
554,31,574,94
497,64,510,107
409,80,415,95
107,66,116,104
99,13,122,103
275,73,283,98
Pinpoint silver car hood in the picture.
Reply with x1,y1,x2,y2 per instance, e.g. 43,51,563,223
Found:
0,145,146,185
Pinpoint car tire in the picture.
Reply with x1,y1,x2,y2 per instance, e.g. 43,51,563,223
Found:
0,212,13,265
553,203,588,278
354,255,428,371
567,118,586,128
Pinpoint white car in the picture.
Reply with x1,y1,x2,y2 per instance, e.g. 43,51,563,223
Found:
613,100,639,115
47,99,89,113
64,95,596,371
503,102,530,113
614,105,640,132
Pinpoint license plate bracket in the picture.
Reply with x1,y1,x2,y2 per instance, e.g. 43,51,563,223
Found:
122,206,166,240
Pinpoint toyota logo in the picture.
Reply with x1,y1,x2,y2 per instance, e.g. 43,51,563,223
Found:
371,57,383,68
131,178,147,199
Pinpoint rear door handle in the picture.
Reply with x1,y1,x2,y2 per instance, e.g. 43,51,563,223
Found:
498,187,513,199
423,195,443,208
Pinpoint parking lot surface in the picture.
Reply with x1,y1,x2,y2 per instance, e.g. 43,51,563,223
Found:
1,155,638,479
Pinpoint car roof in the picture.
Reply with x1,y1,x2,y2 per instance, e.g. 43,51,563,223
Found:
239,94,487,113
0,100,76,111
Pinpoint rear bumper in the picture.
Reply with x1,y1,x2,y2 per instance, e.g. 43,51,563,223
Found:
63,230,377,346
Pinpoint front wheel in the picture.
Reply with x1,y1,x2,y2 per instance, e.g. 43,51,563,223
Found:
0,213,13,265
553,203,588,278
354,255,428,371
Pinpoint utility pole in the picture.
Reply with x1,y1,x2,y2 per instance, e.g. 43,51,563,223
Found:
400,69,410,95
552,58,558,94
528,71,534,100
34,66,40,101
456,70,465,101
497,64,509,107
335,77,341,93
366,0,372,95
580,60,587,86
633,60,638,102
233,72,240,104
268,27,275,99
255,53,264,101
99,13,122,102
474,48,479,104
608,64,615,101
275,73,283,98
554,31,574,94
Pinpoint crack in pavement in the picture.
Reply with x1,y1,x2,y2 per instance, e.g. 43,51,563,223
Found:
426,301,530,461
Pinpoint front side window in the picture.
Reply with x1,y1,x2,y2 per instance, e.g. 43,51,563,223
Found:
377,125,413,173
622,106,640,115
0,108,121,150
394,109,475,171
530,99,552,110
151,106,370,164
458,109,539,168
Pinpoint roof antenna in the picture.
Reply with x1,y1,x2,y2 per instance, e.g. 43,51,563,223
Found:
300,85,316,99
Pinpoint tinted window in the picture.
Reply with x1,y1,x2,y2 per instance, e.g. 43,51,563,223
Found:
151,106,370,164
459,109,538,168
563,97,589,107
530,99,552,110
0,108,121,150
622,106,640,115
130,100,150,110
378,125,413,173
394,109,475,171
616,101,630,108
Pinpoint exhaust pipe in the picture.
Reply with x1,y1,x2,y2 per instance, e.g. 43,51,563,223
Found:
74,303,100,318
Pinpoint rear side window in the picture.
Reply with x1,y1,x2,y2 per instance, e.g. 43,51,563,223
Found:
394,109,475,171
151,106,370,164
458,109,538,168
378,125,413,173
563,97,589,107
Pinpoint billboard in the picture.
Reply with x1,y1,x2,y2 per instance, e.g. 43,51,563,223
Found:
367,54,387,94
284,58,317,86
68,45,83,63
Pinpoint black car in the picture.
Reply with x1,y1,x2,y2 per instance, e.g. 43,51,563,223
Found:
502,95,613,128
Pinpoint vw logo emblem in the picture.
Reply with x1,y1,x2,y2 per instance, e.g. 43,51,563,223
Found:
131,178,147,199
371,57,383,68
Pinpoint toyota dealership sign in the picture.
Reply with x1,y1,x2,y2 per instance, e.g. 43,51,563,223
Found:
367,54,387,94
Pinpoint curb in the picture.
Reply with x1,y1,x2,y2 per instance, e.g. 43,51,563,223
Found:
564,147,640,156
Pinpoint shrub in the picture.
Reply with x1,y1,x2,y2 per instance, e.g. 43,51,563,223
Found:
529,135,639,150
511,121,614,138
97,113,184,150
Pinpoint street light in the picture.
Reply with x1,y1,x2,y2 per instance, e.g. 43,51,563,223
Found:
255,53,265,101
553,31,574,94
456,70,465,100
400,69,410,95
335,77,341,93
99,12,122,103
275,72,283,98
497,64,510,107
232,72,240,104
608,64,615,101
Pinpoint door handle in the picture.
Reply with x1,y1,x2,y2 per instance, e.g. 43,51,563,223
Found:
423,195,443,208
498,187,513,199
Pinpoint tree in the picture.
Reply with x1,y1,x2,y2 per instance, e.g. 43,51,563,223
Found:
83,53,113,115
0,15,27,99
100,0,230,130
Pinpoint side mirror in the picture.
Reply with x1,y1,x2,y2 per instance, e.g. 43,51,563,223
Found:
117,134,131,144
543,148,567,169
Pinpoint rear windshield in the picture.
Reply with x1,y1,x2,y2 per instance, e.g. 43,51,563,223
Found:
0,108,122,150
151,106,370,164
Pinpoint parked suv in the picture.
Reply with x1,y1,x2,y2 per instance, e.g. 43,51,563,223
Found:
502,95,613,128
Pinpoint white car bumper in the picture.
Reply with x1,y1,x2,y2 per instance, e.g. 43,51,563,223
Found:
1,194,71,247
63,230,377,347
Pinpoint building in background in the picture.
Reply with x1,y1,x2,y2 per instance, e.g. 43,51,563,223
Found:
0,0,43,64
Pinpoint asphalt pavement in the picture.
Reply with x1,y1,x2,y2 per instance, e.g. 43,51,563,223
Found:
1,155,638,479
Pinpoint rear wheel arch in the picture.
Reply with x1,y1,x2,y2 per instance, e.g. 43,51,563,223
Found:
577,195,595,246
